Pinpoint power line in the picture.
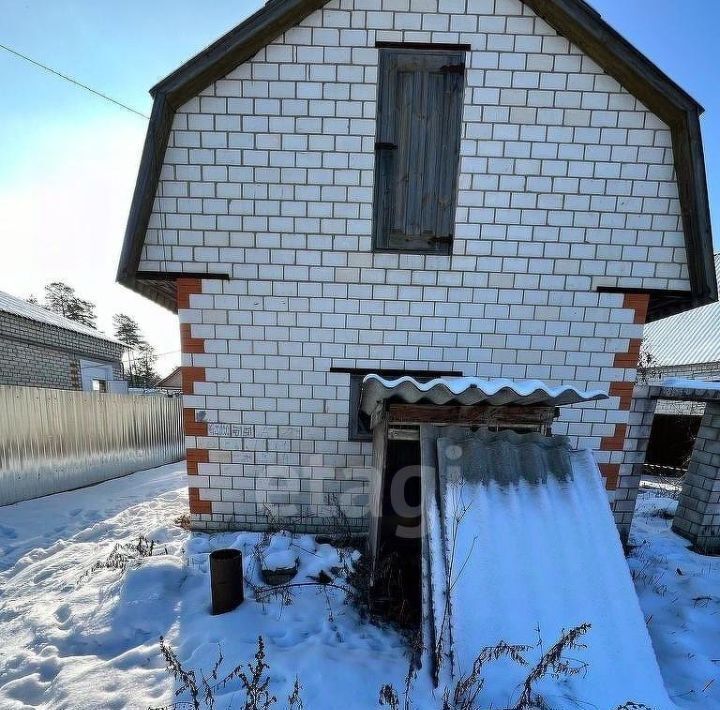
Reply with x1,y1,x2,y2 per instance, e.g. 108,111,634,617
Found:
0,41,149,119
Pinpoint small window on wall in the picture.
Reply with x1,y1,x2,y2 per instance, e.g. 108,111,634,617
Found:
372,46,466,254
346,369,462,441
92,379,108,393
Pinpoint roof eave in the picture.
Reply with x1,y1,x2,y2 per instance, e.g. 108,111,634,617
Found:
116,92,176,310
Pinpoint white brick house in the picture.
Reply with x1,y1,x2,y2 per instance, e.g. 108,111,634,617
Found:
118,0,715,542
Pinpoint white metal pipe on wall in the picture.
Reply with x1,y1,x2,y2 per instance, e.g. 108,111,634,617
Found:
0,386,184,506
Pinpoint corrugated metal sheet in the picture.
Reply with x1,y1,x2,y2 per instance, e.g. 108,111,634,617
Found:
0,386,183,506
643,254,720,368
421,426,671,706
360,375,607,414
437,428,573,485
0,289,124,345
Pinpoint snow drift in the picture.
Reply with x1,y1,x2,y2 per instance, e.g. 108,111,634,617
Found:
421,428,673,709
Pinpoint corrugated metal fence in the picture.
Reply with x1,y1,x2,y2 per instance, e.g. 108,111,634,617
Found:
0,386,184,506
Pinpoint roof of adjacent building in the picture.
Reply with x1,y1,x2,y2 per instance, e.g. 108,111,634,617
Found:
360,375,607,414
649,378,720,402
157,366,183,389
117,0,716,320
0,290,124,347
643,254,720,368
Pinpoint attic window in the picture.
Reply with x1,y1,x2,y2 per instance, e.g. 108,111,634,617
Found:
372,47,466,254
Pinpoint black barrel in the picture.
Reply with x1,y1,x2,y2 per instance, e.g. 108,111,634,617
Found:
209,548,244,614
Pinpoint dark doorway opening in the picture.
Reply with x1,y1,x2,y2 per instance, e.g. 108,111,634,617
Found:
646,414,701,472
373,437,423,630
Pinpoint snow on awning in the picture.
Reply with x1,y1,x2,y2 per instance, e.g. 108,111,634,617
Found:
360,375,607,415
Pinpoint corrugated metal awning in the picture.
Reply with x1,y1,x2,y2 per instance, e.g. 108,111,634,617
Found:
360,375,607,415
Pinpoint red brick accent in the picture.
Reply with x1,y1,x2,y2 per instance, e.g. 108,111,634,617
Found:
183,408,208,437
623,293,650,324
599,463,620,490
186,447,209,474
601,423,628,451
599,293,651,492
188,487,212,515
182,366,206,395
177,277,210,516
177,278,203,309
180,324,205,354
614,338,643,368
609,381,634,410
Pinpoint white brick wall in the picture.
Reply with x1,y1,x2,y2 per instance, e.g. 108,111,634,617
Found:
140,0,688,530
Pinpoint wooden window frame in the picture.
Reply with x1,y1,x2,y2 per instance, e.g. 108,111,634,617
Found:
372,45,467,255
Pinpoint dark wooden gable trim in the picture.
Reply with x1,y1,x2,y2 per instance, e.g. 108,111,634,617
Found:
116,0,331,310
522,0,716,319
151,0,330,107
118,0,715,318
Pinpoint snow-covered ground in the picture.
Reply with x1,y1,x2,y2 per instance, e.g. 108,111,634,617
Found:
0,463,717,709
629,493,720,708
0,463,409,709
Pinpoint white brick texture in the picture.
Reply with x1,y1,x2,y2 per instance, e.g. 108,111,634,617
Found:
141,0,689,532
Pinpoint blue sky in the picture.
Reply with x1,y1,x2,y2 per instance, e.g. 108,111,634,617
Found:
1,0,718,367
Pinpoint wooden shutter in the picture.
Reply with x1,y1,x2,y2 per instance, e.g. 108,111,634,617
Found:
373,48,465,254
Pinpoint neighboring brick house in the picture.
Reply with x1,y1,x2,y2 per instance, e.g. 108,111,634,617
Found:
0,290,126,391
117,0,715,542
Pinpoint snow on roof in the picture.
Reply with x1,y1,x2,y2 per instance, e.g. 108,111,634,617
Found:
648,377,720,403
424,430,672,707
360,375,607,414
662,377,720,391
0,289,124,346
643,254,720,367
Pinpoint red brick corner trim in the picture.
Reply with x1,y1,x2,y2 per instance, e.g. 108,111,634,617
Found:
599,463,620,490
601,293,650,491
180,323,205,354
183,407,208,437
186,447,209,474
177,277,203,309
188,487,212,515
177,277,211,515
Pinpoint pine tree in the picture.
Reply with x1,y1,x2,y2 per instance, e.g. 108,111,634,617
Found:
112,314,143,348
113,314,155,387
134,341,160,389
43,282,97,328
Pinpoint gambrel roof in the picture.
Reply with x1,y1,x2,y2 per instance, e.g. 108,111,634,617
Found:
117,0,716,320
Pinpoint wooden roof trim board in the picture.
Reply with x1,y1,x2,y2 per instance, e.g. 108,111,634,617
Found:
116,0,329,311
117,0,716,318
